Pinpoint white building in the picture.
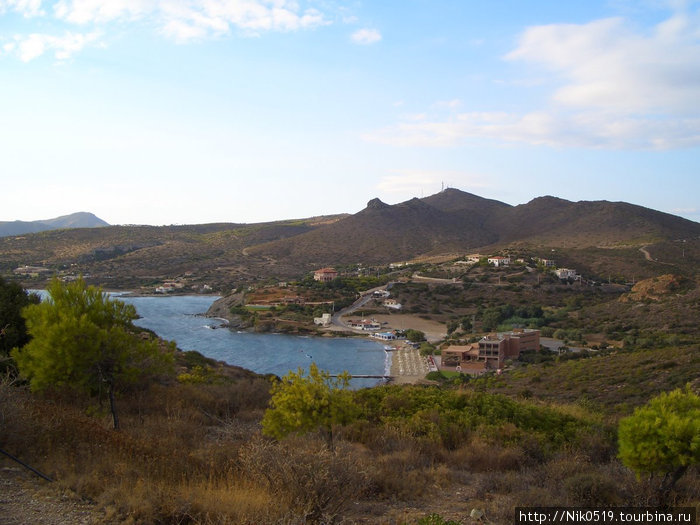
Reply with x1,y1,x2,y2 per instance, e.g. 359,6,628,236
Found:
314,313,332,327
384,299,402,310
555,268,578,280
488,256,511,267
372,332,398,341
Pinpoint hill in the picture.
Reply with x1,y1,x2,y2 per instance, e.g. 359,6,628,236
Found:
2,189,699,290
250,189,700,272
0,216,347,290
246,193,500,266
0,212,109,237
491,196,700,246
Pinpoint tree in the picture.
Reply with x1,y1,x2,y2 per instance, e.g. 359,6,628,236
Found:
12,278,174,429
405,329,426,343
618,386,700,501
262,363,356,449
0,277,40,374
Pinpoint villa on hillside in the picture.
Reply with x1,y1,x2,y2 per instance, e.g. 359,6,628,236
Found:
488,256,511,267
535,257,556,267
555,268,578,280
441,328,540,374
313,268,338,282
384,298,402,310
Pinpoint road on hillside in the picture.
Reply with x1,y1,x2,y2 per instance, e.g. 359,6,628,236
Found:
411,273,459,284
331,283,394,329
639,245,675,266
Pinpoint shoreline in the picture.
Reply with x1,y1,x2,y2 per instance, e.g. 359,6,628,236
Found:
127,293,434,384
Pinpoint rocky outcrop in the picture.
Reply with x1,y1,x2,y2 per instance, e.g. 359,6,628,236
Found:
619,274,691,302
206,291,247,327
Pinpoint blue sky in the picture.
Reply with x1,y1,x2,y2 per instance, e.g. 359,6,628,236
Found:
1,0,699,225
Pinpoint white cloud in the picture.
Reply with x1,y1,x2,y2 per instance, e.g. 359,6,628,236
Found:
10,30,101,61
0,0,45,17
1,1,332,60
505,14,700,115
51,0,329,41
53,0,154,24
351,27,381,45
364,110,700,150
365,6,700,150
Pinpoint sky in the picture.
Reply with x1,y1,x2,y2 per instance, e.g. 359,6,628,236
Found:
1,0,699,226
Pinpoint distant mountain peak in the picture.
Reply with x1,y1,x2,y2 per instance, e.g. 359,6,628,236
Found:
42,212,110,228
366,198,389,210
0,212,109,238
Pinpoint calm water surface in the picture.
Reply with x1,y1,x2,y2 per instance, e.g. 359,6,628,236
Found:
120,295,389,388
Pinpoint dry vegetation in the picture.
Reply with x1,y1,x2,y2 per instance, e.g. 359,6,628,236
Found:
2,350,698,524
2,199,699,523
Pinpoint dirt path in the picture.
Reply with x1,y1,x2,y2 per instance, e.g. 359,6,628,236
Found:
640,245,675,266
0,466,107,525
640,246,654,261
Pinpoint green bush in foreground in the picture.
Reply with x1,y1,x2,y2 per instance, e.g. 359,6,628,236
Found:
12,278,175,429
618,385,699,499
262,363,356,449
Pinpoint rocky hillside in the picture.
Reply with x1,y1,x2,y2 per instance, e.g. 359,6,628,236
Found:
619,274,692,303
2,189,699,289
251,189,700,267
246,195,498,266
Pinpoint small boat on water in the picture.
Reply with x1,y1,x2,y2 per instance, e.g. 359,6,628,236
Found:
384,346,396,352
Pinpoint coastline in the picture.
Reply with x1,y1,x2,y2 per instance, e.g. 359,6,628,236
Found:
198,293,440,384
44,290,433,385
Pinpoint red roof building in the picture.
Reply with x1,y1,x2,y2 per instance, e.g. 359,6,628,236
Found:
313,268,338,282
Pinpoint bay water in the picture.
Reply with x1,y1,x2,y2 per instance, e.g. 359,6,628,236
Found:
120,295,390,388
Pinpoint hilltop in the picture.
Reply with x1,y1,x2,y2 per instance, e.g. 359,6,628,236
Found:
1,189,698,291
0,212,109,237
251,189,700,264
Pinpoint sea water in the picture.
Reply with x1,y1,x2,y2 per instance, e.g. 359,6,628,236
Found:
120,295,389,388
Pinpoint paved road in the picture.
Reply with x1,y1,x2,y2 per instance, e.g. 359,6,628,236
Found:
331,283,393,330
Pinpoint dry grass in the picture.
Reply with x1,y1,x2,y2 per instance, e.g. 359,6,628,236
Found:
1,375,698,524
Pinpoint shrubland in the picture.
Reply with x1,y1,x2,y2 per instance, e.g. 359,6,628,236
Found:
2,363,698,523
1,275,698,524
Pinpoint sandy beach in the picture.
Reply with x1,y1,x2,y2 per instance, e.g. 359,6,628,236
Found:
324,312,445,383
387,344,432,384
370,313,447,343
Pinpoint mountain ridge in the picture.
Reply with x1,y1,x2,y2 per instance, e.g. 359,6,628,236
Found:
2,189,698,289
0,212,109,237
249,188,700,265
